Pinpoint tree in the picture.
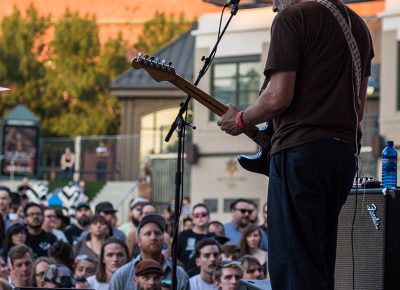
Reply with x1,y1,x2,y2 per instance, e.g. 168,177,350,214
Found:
0,4,50,113
135,11,192,54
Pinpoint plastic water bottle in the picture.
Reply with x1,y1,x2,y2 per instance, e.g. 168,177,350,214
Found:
382,140,398,189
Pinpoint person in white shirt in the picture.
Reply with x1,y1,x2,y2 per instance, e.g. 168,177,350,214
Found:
189,238,221,290
87,237,129,290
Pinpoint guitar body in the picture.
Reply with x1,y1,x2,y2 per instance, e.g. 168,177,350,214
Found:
237,124,273,176
237,149,270,176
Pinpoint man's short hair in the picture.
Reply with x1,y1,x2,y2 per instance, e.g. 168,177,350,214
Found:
8,244,34,265
207,220,224,232
10,192,21,205
230,198,250,210
192,203,210,215
0,186,11,197
23,202,43,216
221,243,240,256
240,255,261,267
213,261,243,282
48,240,74,262
194,237,221,258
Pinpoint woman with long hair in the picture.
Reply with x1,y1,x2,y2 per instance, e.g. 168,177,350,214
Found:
87,238,129,290
73,215,111,261
30,257,54,287
239,224,268,274
2,223,26,258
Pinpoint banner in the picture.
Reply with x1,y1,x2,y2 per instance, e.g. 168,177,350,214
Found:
1,125,39,176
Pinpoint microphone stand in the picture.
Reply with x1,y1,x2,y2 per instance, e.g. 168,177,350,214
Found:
164,4,240,290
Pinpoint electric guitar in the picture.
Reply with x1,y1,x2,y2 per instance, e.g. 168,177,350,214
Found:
131,53,271,176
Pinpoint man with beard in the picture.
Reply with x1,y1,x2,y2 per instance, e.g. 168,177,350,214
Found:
223,199,252,245
189,238,221,290
64,202,92,244
119,200,145,236
7,244,34,288
134,260,164,290
24,202,57,258
109,214,189,290
217,0,374,288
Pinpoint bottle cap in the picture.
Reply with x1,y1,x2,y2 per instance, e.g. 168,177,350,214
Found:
387,141,394,146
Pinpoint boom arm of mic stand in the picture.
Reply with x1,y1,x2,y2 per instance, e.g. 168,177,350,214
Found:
164,7,238,143
168,6,240,290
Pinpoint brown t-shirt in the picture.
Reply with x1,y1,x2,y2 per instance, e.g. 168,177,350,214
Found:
264,1,374,155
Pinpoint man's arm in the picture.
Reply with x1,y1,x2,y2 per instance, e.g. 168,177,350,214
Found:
217,71,296,135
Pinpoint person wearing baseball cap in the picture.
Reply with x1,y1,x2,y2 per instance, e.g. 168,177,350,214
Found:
95,201,126,240
134,259,164,290
64,202,92,244
119,200,147,236
109,214,189,290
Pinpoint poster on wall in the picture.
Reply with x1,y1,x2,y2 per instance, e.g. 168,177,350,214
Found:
1,125,39,176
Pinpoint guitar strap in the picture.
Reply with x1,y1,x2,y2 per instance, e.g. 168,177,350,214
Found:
315,0,362,101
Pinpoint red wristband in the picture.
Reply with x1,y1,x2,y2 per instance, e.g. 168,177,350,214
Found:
236,111,245,129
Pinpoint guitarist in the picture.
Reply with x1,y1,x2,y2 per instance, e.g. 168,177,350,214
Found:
217,0,374,289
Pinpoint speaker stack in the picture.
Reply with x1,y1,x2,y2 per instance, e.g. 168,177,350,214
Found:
335,187,400,290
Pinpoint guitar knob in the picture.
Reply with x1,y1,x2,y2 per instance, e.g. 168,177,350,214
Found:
137,52,142,59
161,59,166,69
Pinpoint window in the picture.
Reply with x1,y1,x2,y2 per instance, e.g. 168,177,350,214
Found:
210,56,261,120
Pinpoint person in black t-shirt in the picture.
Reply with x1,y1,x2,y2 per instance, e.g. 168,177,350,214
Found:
23,203,57,258
177,203,210,272
64,202,92,245
217,1,374,289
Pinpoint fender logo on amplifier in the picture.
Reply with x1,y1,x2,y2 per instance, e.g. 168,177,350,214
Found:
367,203,380,230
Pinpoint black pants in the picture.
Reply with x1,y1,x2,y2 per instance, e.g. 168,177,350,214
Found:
268,138,356,290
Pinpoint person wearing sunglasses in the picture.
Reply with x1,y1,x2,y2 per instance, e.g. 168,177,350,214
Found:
224,199,253,245
177,203,210,272
213,261,243,290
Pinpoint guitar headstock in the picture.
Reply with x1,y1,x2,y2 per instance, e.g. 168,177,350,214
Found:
131,52,177,82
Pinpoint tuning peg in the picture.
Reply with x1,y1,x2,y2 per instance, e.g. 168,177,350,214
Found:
167,61,173,71
149,56,155,66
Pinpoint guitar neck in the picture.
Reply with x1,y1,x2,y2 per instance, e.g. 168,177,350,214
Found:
172,76,227,116
171,75,259,138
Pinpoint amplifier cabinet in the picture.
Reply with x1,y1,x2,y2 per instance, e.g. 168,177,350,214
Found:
335,188,400,290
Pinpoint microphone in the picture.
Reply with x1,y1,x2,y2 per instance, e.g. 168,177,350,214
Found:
225,0,240,7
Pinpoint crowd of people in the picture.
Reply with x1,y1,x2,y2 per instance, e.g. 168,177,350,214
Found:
0,184,268,290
